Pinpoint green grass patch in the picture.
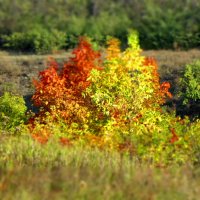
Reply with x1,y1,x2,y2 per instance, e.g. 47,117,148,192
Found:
1,134,200,200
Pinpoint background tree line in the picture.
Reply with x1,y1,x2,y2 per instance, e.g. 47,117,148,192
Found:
0,0,199,53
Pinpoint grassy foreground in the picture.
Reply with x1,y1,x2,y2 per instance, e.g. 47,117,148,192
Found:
0,134,200,200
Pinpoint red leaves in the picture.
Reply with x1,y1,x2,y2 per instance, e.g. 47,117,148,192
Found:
30,37,102,141
59,137,72,146
29,35,181,155
62,37,102,92
32,37,101,112
32,65,66,108
160,82,173,99
143,57,158,70
32,127,50,144
144,57,172,105
170,128,179,143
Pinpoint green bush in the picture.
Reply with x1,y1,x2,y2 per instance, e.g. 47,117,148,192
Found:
177,60,200,119
2,32,34,52
2,28,66,54
0,92,27,132
181,60,200,104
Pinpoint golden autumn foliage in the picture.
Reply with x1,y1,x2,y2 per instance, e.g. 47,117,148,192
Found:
28,32,199,165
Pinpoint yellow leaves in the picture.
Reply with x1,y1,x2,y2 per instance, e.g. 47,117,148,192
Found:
87,32,166,134
127,30,140,51
106,38,121,61
27,32,198,166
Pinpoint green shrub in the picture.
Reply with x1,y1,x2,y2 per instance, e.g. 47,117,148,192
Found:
181,60,200,104
2,28,66,54
0,92,27,132
177,60,200,119
2,32,34,52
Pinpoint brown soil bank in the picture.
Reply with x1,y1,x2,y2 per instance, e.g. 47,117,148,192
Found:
0,49,200,116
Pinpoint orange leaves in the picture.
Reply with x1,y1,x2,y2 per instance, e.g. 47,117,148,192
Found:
106,38,121,60
32,66,66,108
62,37,102,92
59,137,72,146
143,57,158,70
143,57,172,105
160,82,173,99
170,128,179,143
30,37,102,142
23,33,198,166
32,37,101,112
32,127,50,144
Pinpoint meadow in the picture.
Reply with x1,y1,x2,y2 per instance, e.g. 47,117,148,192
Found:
1,136,200,200
0,33,200,200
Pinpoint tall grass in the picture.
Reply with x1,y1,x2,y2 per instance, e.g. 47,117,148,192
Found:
1,134,200,200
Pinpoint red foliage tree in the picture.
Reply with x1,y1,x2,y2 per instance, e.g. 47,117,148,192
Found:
31,37,102,126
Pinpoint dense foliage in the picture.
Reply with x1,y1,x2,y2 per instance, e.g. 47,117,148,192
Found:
2,28,66,54
0,92,27,132
181,60,200,105
0,0,199,52
25,32,200,166
177,60,200,119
